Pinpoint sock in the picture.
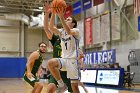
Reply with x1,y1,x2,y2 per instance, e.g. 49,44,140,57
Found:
57,79,64,87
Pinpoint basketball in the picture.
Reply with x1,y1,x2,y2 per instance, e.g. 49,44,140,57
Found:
51,0,67,14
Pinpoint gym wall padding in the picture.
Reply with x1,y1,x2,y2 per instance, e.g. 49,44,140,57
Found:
0,57,27,78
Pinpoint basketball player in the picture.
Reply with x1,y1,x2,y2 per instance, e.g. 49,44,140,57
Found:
23,42,47,93
47,8,80,93
43,2,72,93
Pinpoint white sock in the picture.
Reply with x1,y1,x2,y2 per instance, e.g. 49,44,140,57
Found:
57,79,64,87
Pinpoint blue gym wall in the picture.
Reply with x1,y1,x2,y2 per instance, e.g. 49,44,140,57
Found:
0,57,27,78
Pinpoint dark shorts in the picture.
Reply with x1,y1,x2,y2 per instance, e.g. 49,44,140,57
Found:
23,75,39,87
49,71,73,92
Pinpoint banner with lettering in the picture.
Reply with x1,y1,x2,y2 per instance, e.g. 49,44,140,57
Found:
72,1,82,15
82,0,92,11
83,49,116,65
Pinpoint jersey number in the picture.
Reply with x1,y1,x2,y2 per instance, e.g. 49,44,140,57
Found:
58,51,61,56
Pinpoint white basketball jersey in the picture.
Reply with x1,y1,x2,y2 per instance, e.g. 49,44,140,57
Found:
59,28,80,58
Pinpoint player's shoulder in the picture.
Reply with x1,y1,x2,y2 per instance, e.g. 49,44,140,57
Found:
29,51,39,59
32,51,40,56
58,28,64,35
58,28,63,32
72,28,79,31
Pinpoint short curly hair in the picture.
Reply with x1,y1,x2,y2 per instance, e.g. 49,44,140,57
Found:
38,42,47,47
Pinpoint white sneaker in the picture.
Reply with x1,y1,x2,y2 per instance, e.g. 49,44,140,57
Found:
56,84,68,93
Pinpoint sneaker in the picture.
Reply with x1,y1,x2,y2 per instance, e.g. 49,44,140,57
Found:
56,84,68,93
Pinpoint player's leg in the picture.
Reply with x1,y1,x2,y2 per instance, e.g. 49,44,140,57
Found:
78,81,88,93
47,75,58,93
31,88,36,93
71,80,80,93
46,83,57,93
47,70,72,93
23,75,43,93
23,75,38,87
66,59,80,93
78,65,88,93
60,71,73,93
47,58,62,83
47,58,66,88
34,82,43,93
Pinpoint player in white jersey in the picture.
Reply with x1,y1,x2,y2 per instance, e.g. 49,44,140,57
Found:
47,10,80,93
60,28,79,58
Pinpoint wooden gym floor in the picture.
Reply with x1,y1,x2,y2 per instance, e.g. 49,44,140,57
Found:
0,78,140,93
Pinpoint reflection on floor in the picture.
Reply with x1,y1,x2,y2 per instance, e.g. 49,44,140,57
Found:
65,85,140,93
0,79,140,93
65,86,119,93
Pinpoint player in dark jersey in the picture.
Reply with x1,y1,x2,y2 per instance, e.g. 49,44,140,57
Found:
43,2,72,93
23,42,47,93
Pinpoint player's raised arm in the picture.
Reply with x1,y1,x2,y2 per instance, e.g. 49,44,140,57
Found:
57,12,79,36
43,2,53,40
49,13,61,36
